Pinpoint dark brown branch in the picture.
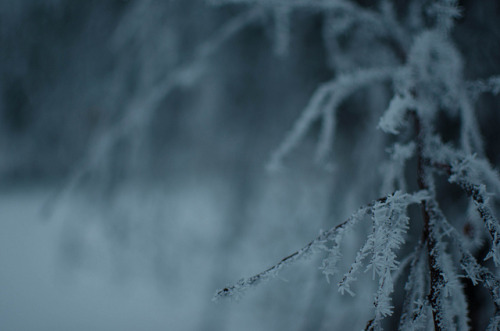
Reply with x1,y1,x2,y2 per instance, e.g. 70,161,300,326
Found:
364,318,375,331
413,112,445,331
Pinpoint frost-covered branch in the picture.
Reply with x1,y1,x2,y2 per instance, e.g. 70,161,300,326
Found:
268,67,396,170
426,199,500,330
424,152,500,266
413,109,466,331
214,191,429,301
423,199,469,331
467,75,500,97
214,203,368,300
399,242,430,330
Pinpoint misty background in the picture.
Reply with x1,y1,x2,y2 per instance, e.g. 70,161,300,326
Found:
1,1,500,330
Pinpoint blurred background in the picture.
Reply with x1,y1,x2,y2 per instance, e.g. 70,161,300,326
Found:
1,1,499,330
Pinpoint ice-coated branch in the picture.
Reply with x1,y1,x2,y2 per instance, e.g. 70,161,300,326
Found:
268,67,396,170
272,4,291,56
214,191,429,301
399,242,429,330
429,0,461,32
427,201,500,330
314,95,337,165
452,180,500,265
364,249,418,330
421,200,449,331
426,153,500,266
414,110,452,331
337,231,373,296
378,93,415,135
425,136,500,196
214,204,368,301
340,191,419,311
423,199,469,331
413,106,491,329
467,75,500,97
380,142,416,194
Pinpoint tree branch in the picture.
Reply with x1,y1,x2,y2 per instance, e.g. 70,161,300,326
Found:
413,111,445,331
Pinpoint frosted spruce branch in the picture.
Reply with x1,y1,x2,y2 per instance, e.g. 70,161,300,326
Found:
411,90,500,329
426,157,500,266
424,198,500,330
361,247,419,330
398,242,429,330
422,198,469,331
213,190,429,301
421,136,500,267
346,191,426,330
411,111,449,331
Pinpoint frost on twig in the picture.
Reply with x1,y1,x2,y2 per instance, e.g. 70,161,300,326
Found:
272,4,291,56
451,179,500,266
426,136,500,196
378,91,416,135
213,191,429,303
340,191,428,329
213,203,368,301
420,134,500,268
467,76,500,97
399,243,430,330
426,201,500,330
428,0,462,32
380,142,415,194
418,199,469,331
267,67,396,171
427,147,500,266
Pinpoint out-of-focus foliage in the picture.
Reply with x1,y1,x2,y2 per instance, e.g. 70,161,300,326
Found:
1,0,500,330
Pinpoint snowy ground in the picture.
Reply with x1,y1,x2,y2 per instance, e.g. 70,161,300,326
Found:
0,187,183,331
0,176,340,331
